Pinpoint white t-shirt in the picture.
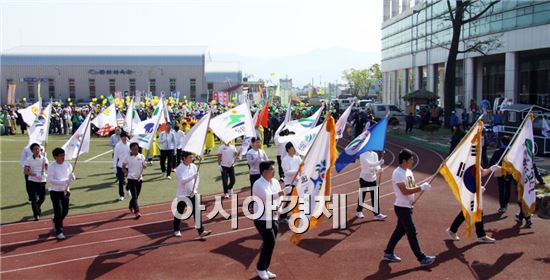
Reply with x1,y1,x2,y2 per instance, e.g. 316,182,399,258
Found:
175,163,199,198
113,141,130,169
218,144,237,167
392,166,415,208
123,153,146,180
282,154,302,185
175,130,186,150
252,176,282,221
360,151,382,182
47,161,73,192
25,155,48,182
246,149,269,175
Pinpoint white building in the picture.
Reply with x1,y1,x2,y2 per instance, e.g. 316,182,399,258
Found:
205,61,242,96
1,46,241,104
381,0,550,110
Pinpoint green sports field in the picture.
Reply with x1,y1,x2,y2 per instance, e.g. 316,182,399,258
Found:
0,134,278,224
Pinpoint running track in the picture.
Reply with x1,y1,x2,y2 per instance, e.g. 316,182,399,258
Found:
1,138,548,279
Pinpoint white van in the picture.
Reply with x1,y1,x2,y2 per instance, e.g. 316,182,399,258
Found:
365,103,407,125
333,98,353,112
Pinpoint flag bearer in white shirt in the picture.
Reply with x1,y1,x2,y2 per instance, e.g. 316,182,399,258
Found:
24,143,48,221
174,125,185,167
356,151,387,220
247,137,269,195
173,151,212,238
47,147,75,240
158,122,176,179
217,142,238,198
113,131,130,201
253,161,291,280
383,149,435,267
20,143,44,204
123,142,148,219
280,142,302,223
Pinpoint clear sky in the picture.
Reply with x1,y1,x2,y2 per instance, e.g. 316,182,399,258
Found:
1,0,382,85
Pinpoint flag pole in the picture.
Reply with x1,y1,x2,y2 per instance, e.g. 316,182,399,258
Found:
191,113,212,193
71,116,91,174
138,98,166,179
481,106,535,188
412,113,486,206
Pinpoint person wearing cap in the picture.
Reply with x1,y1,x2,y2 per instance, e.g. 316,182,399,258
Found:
383,149,436,267
113,131,130,201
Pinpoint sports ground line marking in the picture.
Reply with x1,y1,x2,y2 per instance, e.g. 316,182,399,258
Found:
84,150,112,162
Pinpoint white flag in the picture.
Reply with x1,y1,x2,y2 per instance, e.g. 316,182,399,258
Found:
209,103,255,144
123,98,140,136
439,119,483,237
335,102,354,139
17,101,42,127
274,104,293,145
62,114,91,160
290,115,337,244
277,105,324,144
130,98,165,150
180,113,211,156
91,103,117,136
28,103,52,145
277,125,322,156
503,113,537,215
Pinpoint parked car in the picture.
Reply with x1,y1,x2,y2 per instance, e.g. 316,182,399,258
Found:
365,103,407,125
357,99,374,111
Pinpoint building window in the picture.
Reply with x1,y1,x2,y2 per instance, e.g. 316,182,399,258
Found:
48,79,55,99
69,79,76,99
129,79,136,95
109,79,116,95
190,78,197,100
482,62,505,106
421,66,428,89
27,82,35,99
89,79,96,98
149,79,156,95
407,68,415,92
170,79,176,92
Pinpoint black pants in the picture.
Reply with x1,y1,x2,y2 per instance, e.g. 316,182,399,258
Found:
276,155,284,179
50,191,69,235
221,166,236,194
127,179,142,212
24,174,33,201
176,149,183,167
385,206,426,262
254,220,279,271
249,174,261,195
28,181,46,218
514,187,532,220
406,122,413,133
160,149,174,176
449,211,486,238
357,178,379,215
497,176,513,209
173,196,204,234
116,167,126,197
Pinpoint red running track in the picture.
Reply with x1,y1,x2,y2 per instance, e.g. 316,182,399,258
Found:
1,138,549,279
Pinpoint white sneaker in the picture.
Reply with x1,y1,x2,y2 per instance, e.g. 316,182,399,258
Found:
266,270,277,278
374,214,387,220
56,233,66,240
199,230,212,238
446,228,460,241
166,176,171,180
224,193,229,198
356,212,364,218
174,231,182,237
161,172,166,177
256,269,269,280
119,196,125,201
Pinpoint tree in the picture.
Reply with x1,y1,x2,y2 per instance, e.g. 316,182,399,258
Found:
442,0,500,127
342,63,382,97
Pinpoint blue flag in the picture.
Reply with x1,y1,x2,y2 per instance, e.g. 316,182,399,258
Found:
335,117,388,173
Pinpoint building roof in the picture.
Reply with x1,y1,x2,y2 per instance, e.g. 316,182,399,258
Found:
205,62,241,73
2,45,209,56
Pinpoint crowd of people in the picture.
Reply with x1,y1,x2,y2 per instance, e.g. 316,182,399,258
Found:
10,95,539,279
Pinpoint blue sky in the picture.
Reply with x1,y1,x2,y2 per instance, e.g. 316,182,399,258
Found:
1,0,382,85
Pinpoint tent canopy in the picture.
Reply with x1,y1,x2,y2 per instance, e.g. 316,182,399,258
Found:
402,89,438,101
